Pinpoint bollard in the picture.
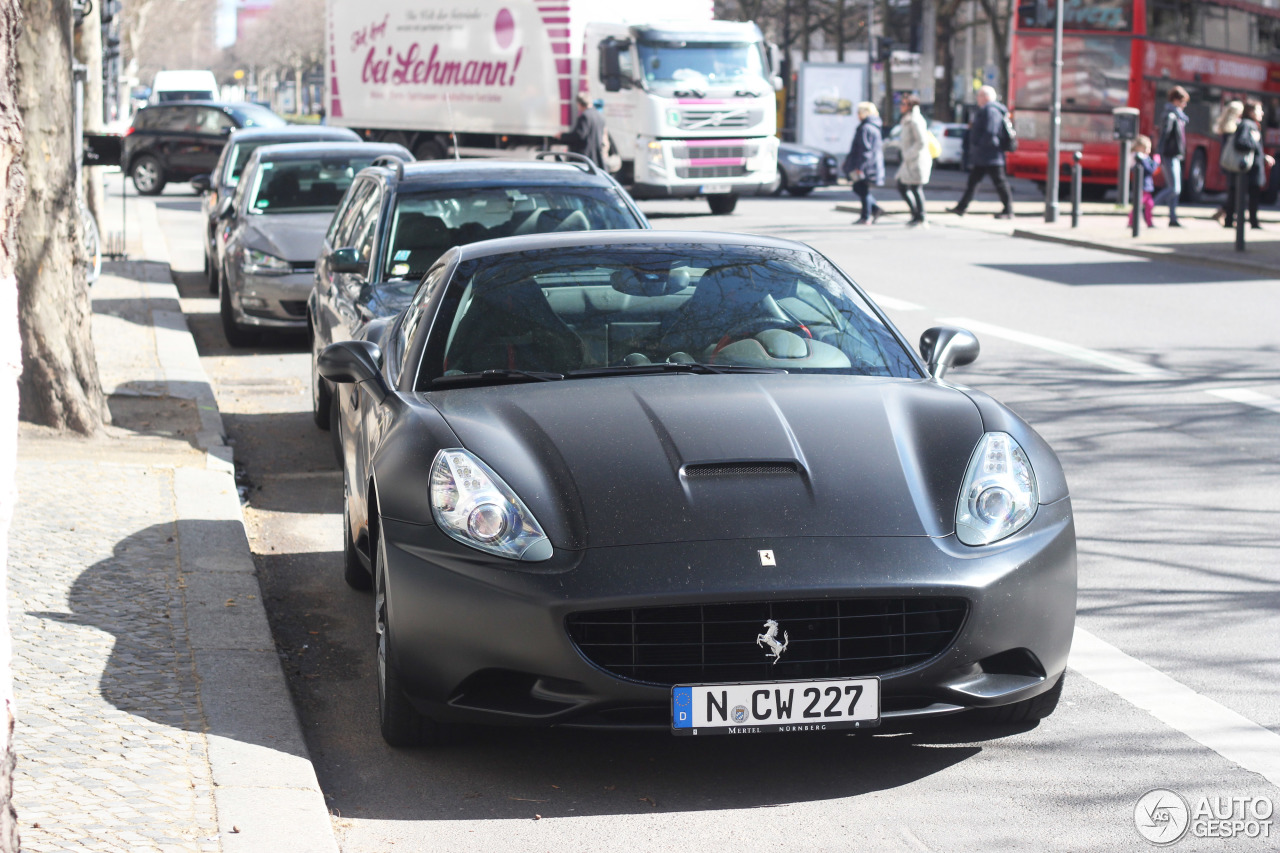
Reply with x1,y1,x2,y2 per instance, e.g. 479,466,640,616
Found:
1131,162,1142,237
1071,152,1082,228
1236,169,1247,252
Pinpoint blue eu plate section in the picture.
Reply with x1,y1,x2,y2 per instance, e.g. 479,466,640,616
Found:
671,677,880,736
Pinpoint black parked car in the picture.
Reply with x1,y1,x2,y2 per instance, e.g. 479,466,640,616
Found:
307,154,649,432
123,101,286,195
770,142,840,196
316,230,1076,747
193,124,362,293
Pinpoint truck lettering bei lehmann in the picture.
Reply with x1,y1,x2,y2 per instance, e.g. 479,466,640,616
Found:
326,0,780,213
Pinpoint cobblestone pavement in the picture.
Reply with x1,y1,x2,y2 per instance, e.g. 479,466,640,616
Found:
9,436,221,853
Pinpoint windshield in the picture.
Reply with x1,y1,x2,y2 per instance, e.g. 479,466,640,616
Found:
227,104,287,128
637,40,766,87
248,156,374,214
382,186,641,281
423,244,921,385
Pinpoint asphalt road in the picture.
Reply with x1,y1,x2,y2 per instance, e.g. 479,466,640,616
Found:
149,175,1280,852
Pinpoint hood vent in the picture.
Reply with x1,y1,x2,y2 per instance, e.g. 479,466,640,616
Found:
682,461,800,479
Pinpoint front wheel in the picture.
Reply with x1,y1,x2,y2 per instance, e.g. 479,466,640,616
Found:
310,326,332,431
1182,149,1206,203
219,275,258,348
375,530,439,747
707,193,738,215
131,155,166,195
205,249,219,294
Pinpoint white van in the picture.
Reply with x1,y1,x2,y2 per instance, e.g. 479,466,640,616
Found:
151,70,219,103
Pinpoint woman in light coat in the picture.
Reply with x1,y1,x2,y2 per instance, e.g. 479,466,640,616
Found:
896,94,932,227
1212,100,1243,225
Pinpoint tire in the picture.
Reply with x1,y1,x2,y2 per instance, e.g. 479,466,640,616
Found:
413,137,446,161
131,155,166,195
771,167,787,196
311,325,332,431
342,502,371,591
1182,149,1206,203
375,529,438,747
205,249,219,294
786,186,814,197
219,274,258,348
707,193,738,215
969,672,1065,725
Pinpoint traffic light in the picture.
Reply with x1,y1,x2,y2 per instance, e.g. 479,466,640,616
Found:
876,37,893,63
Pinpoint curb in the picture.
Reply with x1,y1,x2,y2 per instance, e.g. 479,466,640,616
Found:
1007,228,1279,279
124,261,339,852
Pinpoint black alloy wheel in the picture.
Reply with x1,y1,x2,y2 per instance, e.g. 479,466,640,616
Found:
341,495,371,591
771,166,787,196
375,528,438,746
310,325,332,431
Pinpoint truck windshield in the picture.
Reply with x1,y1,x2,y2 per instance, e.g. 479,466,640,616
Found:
637,41,765,87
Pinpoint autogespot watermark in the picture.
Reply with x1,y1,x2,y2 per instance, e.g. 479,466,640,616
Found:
1134,789,1274,845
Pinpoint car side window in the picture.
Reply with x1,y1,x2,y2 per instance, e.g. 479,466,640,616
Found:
349,187,383,272
197,107,234,135
163,106,198,133
329,180,371,246
400,263,449,380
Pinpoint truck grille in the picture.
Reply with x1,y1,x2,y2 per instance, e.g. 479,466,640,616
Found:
671,143,751,160
566,597,967,686
677,108,763,130
676,164,749,179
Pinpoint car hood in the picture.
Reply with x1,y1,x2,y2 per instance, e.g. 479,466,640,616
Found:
245,212,334,263
426,374,985,549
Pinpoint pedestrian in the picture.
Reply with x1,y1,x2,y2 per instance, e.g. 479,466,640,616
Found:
1210,101,1244,225
947,85,1014,219
561,92,608,169
843,102,885,224
1153,86,1189,227
896,94,933,227
1128,134,1157,228
1225,100,1275,231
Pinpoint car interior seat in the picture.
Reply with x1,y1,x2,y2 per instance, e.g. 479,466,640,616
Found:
445,276,586,374
392,213,453,276
652,266,792,356
263,170,301,208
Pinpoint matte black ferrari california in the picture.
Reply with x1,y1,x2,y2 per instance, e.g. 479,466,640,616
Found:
318,231,1077,746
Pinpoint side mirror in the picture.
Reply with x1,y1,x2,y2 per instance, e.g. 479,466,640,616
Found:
217,197,235,220
919,326,979,381
191,173,212,194
329,247,365,275
317,340,390,403
599,37,629,93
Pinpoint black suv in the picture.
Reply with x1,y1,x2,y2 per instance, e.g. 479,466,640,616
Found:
308,154,649,432
123,101,286,195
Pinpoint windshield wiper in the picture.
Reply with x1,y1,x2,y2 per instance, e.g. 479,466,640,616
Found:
432,369,565,388
566,363,787,378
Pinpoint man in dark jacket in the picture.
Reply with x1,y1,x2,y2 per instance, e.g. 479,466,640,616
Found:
842,102,886,224
948,86,1014,219
1154,86,1189,227
561,92,608,169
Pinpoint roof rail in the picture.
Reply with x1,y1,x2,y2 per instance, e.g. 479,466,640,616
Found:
371,154,406,181
535,150,600,175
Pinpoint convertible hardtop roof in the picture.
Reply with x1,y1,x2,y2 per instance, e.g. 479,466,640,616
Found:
383,159,622,191
249,140,409,161
453,230,812,263
229,125,360,142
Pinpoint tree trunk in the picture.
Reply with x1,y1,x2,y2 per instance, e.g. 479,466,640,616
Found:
934,2,960,120
16,0,104,434
0,1,24,850
977,0,1012,98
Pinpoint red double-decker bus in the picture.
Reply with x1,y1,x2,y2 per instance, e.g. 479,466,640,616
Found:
1006,0,1280,202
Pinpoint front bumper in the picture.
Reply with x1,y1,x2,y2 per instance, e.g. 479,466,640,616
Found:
229,268,314,329
380,498,1076,730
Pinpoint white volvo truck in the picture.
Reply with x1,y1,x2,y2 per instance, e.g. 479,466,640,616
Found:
326,0,779,213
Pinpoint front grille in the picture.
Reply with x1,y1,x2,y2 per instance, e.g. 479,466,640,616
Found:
671,144,748,160
676,164,749,180
677,109,762,130
567,597,967,686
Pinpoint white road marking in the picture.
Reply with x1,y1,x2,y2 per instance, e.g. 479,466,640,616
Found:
1205,387,1280,414
868,293,925,312
1070,627,1280,788
939,316,1181,379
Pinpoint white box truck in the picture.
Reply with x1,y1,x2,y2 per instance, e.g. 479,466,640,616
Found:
326,0,780,213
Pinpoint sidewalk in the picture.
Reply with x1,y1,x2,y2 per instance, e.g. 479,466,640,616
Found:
9,180,338,851
835,197,1280,277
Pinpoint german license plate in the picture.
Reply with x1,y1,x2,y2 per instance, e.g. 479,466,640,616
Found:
671,677,880,735
700,184,732,194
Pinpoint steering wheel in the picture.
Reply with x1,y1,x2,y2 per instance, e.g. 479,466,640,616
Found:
711,316,811,359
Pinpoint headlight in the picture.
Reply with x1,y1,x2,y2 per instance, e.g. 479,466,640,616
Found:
429,448,552,561
647,140,665,169
242,248,291,275
955,432,1038,546
784,153,821,166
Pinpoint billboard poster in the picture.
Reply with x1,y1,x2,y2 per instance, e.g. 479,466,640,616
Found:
797,63,866,156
